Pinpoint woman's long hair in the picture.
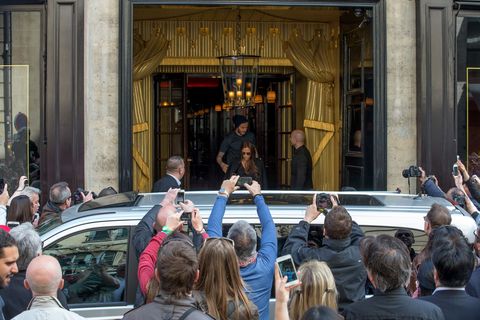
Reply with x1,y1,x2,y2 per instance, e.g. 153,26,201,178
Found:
8,195,33,223
195,238,255,320
289,261,338,320
241,141,259,178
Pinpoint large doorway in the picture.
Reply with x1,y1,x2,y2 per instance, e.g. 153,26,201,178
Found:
128,3,383,192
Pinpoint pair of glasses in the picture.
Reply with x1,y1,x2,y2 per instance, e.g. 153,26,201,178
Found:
242,152,251,155
204,237,235,247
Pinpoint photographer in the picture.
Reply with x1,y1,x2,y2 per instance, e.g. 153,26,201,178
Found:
282,194,366,310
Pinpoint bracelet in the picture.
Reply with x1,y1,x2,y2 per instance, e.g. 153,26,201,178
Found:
253,193,261,201
162,225,173,235
197,228,206,234
218,188,230,198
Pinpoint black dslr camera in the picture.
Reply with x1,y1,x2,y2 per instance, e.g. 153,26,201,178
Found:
402,166,422,178
72,188,97,205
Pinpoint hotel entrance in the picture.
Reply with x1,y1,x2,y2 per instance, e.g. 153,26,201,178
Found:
129,3,382,192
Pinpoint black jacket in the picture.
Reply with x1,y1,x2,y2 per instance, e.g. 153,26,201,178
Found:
151,175,180,192
226,158,268,189
466,266,480,298
0,270,68,320
282,220,367,308
419,289,480,320
290,145,313,190
343,287,444,320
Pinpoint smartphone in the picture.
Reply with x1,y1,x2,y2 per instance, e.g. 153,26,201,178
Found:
276,254,299,287
176,189,185,205
316,193,333,210
7,221,19,229
236,176,253,187
453,164,459,176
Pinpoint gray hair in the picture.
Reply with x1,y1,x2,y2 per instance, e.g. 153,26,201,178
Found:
166,156,184,173
9,223,42,270
20,186,41,201
227,220,257,263
49,182,71,204
361,235,411,292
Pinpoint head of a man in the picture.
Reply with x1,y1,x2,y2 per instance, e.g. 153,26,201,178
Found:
430,225,475,288
49,182,71,210
0,230,19,288
156,237,198,299
227,220,257,264
360,235,411,293
20,186,41,214
233,115,248,136
165,156,185,180
10,223,42,271
290,129,305,148
424,203,451,235
323,206,352,240
24,255,63,297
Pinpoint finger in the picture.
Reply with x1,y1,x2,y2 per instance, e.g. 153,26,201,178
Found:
312,193,316,205
274,263,281,282
2,184,7,193
232,175,240,184
234,186,240,191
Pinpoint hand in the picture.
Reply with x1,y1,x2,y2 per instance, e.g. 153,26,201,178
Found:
274,263,301,304
453,173,464,190
245,180,261,197
220,175,239,195
17,176,28,191
330,193,339,208
220,163,229,174
419,167,427,184
304,194,320,223
457,159,470,181
164,207,183,231
81,191,94,203
160,188,179,207
430,175,439,186
465,196,478,215
0,184,8,206
191,208,204,233
179,199,194,213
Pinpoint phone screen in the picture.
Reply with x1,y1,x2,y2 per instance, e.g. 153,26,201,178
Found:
453,164,459,176
236,177,253,187
277,256,298,284
176,190,185,204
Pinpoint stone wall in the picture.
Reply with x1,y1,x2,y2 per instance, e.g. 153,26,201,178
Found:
386,0,418,193
84,0,119,193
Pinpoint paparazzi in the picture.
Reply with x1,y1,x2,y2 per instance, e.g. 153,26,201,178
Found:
453,173,480,226
282,195,366,310
457,159,480,205
39,182,93,226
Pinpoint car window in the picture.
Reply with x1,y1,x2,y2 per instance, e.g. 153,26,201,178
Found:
43,227,129,305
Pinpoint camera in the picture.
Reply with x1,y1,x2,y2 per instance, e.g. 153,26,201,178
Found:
316,193,339,213
72,188,97,205
402,166,422,178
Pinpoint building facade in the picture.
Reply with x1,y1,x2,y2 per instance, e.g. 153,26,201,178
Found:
0,0,475,197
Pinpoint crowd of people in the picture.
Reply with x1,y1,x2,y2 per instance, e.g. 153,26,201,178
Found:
1,128,480,319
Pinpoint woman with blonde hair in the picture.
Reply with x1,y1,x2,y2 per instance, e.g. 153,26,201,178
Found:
195,237,259,320
289,260,338,320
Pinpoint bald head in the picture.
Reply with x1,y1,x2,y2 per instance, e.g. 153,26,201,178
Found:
290,129,305,148
25,255,63,296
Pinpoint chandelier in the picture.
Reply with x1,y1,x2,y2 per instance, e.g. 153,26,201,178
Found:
218,12,259,108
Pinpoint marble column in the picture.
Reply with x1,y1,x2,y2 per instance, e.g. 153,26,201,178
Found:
386,0,417,193
84,0,120,192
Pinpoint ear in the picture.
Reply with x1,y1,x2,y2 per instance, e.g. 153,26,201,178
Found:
24,279,30,290
433,268,440,288
194,269,200,283
367,270,377,289
58,279,64,290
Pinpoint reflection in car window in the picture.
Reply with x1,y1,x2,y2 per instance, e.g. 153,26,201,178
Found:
78,192,138,212
43,227,129,305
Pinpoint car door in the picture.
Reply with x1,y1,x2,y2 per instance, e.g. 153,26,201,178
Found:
42,220,138,319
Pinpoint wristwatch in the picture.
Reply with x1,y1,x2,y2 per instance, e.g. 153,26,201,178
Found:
218,188,230,198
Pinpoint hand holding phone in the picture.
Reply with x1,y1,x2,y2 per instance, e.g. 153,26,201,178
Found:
176,190,185,205
276,254,299,287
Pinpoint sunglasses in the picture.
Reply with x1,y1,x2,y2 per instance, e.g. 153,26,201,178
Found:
242,152,251,155
204,237,235,247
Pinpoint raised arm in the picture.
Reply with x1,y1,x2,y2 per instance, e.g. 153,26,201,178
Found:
208,176,239,237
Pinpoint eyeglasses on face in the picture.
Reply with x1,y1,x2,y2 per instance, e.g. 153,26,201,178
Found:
204,237,235,247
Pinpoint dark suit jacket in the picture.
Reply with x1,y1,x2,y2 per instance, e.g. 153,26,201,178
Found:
419,289,480,320
151,174,180,192
343,287,444,320
290,145,313,190
466,267,480,298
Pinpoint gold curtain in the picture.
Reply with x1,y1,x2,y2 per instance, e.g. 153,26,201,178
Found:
132,32,170,191
283,27,339,190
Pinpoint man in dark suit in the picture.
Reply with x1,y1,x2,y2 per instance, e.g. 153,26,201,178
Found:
290,129,313,190
152,156,185,192
420,226,480,320
342,235,444,320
